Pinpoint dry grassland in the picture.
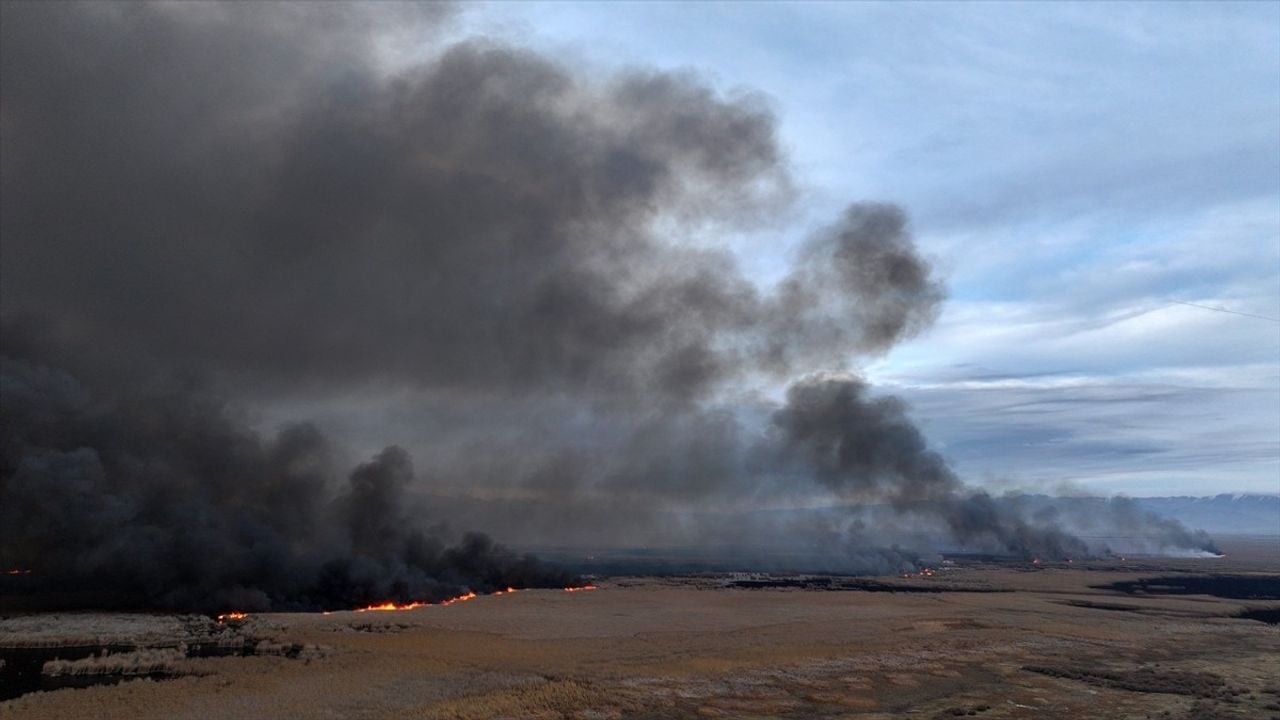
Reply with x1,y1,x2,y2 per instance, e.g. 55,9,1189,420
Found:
2,545,1278,719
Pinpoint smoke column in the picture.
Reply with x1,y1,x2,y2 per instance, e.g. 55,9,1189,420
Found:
0,2,1216,610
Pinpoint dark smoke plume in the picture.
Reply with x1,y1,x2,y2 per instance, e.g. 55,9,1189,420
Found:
0,2,1218,611
0,352,575,612
760,374,1090,559
0,2,938,401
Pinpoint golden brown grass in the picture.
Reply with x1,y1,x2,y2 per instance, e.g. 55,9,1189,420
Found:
3,557,1278,719
418,678,611,720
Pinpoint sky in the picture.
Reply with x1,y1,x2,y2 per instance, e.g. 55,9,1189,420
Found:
446,1,1280,496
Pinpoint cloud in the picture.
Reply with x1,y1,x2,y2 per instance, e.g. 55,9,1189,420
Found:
874,366,1280,495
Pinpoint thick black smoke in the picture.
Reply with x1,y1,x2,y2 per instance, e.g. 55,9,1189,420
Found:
0,351,575,612
0,2,1216,609
0,2,938,401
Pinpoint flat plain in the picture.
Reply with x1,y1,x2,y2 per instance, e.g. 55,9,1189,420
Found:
2,538,1277,720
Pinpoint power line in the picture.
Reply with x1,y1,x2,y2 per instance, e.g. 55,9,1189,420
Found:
1169,299,1280,323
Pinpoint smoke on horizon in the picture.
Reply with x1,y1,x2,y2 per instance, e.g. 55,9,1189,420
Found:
0,2,1216,611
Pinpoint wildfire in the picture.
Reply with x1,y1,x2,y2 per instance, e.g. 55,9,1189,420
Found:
5,569,32,575
356,601,428,612
355,590,479,613
901,567,936,579
332,585,589,614
216,612,249,623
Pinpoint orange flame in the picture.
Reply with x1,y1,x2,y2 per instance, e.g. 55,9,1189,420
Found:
354,590,480,613
337,585,594,614
438,591,478,606
356,601,428,612
216,612,249,622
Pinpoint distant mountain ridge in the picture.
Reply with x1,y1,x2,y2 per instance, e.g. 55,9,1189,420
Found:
1124,494,1278,536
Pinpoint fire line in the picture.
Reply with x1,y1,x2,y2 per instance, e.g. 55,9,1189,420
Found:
216,584,599,621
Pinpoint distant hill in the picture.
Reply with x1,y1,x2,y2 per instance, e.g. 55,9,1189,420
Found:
1125,494,1279,536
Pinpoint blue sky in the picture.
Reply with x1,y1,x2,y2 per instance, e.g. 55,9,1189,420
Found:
441,2,1280,496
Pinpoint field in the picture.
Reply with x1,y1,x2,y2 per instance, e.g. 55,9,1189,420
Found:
2,537,1277,720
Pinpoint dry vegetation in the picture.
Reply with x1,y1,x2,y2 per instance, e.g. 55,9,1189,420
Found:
42,648,192,678
2,539,1277,719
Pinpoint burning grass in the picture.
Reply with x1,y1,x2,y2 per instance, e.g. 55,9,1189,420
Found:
3,567,1278,718
0,584,601,703
344,584,591,612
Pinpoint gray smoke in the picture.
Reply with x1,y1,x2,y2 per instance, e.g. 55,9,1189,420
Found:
1,2,936,401
0,1,1216,610
1007,494,1219,556
758,374,1091,558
